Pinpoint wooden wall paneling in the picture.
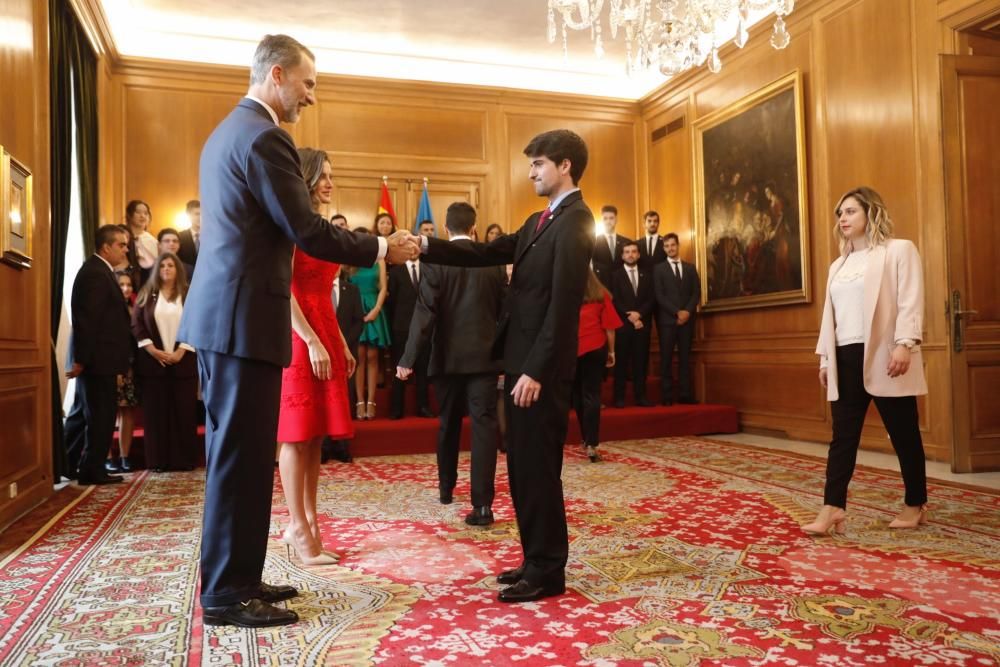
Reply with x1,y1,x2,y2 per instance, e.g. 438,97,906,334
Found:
0,0,52,528
644,100,693,251
403,179,481,236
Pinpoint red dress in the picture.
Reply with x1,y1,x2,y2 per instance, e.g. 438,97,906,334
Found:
277,249,354,442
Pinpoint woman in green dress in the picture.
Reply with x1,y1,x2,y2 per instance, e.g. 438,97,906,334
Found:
348,227,391,419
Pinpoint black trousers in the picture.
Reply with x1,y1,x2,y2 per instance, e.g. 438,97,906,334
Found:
825,343,927,509
140,372,199,471
572,347,607,447
74,373,118,478
505,372,571,586
63,386,87,476
390,336,430,417
198,350,283,607
434,373,499,508
657,319,694,401
613,320,650,403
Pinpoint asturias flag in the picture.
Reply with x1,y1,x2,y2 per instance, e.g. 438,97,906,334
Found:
414,181,435,235
378,179,396,226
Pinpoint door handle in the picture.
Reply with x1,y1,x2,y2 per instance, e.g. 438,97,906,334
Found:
951,290,976,352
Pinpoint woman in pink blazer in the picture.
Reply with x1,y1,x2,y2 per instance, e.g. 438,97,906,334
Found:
805,186,928,535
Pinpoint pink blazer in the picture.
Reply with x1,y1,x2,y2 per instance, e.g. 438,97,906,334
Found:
816,238,927,401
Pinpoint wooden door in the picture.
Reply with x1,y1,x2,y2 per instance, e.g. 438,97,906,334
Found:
941,54,1000,472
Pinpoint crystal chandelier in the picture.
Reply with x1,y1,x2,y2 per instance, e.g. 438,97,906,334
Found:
547,0,795,77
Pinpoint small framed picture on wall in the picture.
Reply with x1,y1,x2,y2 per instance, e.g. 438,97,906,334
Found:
0,146,33,270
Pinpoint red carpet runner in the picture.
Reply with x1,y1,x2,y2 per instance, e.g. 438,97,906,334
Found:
1,437,998,665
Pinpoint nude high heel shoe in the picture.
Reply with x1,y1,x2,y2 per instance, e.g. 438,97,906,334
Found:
366,401,376,420
356,402,366,420
281,530,338,566
801,506,847,536
889,504,927,529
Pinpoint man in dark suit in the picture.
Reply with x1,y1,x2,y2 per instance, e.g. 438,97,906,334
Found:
417,129,593,603
387,259,432,418
653,233,701,405
176,200,200,275
397,202,504,526
591,204,630,288
637,210,666,270
322,265,363,463
177,34,417,628
65,225,133,485
611,241,655,407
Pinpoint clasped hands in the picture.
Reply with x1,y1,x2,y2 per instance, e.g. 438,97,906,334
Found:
385,230,421,264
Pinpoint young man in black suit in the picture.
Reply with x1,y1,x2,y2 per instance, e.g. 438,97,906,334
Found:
176,199,200,275
591,204,630,288
323,264,364,463
65,225,133,485
397,202,505,526
611,241,655,407
387,259,433,418
177,34,417,628
416,129,593,603
653,233,701,405
637,210,666,270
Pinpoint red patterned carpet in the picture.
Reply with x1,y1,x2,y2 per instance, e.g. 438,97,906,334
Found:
1,436,999,666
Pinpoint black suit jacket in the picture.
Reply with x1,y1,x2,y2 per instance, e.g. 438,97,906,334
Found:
131,292,198,379
592,233,631,287
386,263,420,339
400,245,505,377
637,234,667,269
177,98,379,367
653,260,701,323
177,229,199,270
611,265,655,324
334,279,364,358
69,255,133,375
422,190,593,383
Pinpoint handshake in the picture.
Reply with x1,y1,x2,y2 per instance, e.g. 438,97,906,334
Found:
385,230,422,264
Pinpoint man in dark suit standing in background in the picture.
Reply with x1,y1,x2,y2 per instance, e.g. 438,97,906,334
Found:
591,204,630,289
397,202,505,526
611,241,655,407
387,258,433,418
176,200,201,275
323,264,364,463
653,233,701,405
637,210,666,270
417,129,593,603
65,225,133,485
178,34,417,628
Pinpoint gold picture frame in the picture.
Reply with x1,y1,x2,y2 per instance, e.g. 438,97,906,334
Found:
693,70,809,312
0,146,33,269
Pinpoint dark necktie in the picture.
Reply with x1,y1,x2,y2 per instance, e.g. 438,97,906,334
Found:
410,263,419,287
672,261,681,279
648,237,654,255
534,208,552,234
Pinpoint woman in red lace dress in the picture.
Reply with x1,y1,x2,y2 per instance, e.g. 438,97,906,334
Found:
277,148,356,566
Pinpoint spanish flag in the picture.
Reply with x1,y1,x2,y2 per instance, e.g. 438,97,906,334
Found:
378,178,396,226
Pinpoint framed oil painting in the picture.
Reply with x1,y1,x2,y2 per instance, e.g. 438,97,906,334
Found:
693,70,809,312
1,147,33,270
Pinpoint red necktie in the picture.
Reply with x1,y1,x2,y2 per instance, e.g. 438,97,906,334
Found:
534,208,552,234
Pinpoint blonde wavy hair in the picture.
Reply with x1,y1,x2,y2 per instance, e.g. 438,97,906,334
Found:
833,186,894,254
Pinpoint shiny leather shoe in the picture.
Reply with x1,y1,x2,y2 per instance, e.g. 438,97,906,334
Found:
464,506,494,526
498,579,566,603
259,583,298,603
439,489,453,505
417,407,436,418
119,457,133,472
202,598,298,627
105,459,121,473
496,564,525,586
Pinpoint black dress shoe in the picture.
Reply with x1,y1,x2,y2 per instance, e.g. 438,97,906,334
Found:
612,400,625,409
636,398,655,407
417,407,436,418
498,579,566,603
660,399,673,406
497,564,525,585
464,506,494,526
120,457,133,472
678,397,699,404
105,459,121,473
202,598,298,627
77,471,124,485
439,490,453,505
389,414,402,420
259,583,298,603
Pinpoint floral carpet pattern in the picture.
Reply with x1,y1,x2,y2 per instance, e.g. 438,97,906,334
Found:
0,436,998,666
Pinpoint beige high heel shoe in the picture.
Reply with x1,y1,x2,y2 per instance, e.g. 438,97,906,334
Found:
356,402,366,420
889,504,928,529
366,401,377,420
281,530,338,566
801,506,847,536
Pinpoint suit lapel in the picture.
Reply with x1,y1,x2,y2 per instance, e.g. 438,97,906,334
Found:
515,191,582,264
864,245,887,345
